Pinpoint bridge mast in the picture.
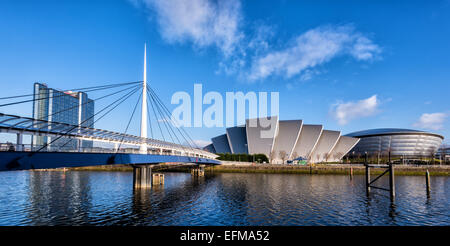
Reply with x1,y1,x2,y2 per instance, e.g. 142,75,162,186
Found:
139,43,148,154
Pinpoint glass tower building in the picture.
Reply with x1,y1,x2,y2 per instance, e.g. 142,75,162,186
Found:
32,83,94,151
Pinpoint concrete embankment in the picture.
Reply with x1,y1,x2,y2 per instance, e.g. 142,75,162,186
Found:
205,162,450,176
61,162,450,176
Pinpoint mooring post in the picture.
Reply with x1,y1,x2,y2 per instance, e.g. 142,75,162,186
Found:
365,152,370,194
426,170,430,197
350,165,353,180
389,162,395,200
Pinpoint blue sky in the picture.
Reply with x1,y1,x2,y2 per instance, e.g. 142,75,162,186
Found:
0,0,449,146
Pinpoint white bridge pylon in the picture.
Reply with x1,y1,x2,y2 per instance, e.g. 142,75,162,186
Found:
139,43,148,154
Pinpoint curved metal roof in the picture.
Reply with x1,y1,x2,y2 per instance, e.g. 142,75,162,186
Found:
345,128,444,139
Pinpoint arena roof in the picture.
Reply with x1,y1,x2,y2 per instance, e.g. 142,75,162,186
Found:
345,128,444,139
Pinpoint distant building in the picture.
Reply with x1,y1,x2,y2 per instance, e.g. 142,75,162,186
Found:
32,83,94,150
345,128,444,158
436,146,450,163
204,117,360,164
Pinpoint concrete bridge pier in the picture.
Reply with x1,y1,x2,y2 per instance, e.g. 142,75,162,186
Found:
133,165,152,189
152,173,164,186
191,165,205,177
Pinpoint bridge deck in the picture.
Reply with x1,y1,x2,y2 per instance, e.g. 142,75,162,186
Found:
0,113,217,159
0,151,220,172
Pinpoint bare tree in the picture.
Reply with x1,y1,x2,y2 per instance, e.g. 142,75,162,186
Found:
279,150,287,164
428,147,437,165
269,150,276,163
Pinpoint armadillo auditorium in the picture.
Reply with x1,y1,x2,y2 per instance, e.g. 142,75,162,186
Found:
203,117,444,163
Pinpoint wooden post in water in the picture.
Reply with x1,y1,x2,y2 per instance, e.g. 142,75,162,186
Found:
389,162,395,200
349,165,353,180
426,170,431,197
365,153,370,194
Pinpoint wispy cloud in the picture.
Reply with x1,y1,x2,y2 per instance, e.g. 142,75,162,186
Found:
248,25,381,81
413,112,447,130
190,139,212,148
132,0,244,57
130,1,381,82
330,95,379,125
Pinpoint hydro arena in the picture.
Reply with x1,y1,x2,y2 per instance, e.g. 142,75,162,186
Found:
345,128,444,158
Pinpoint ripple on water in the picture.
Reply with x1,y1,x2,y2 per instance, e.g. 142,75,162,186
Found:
0,171,448,226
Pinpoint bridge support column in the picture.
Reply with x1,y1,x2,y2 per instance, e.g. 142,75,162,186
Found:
133,165,152,189
191,165,205,177
16,133,23,151
152,173,164,186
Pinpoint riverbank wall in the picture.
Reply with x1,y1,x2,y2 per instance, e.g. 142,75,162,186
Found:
62,162,450,176
206,162,450,176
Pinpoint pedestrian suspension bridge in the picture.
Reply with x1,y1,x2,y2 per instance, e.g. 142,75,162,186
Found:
0,45,220,187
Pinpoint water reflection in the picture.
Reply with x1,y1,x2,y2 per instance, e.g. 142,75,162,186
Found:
0,171,448,226
27,171,92,225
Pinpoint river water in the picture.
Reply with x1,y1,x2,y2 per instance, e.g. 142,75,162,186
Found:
0,170,448,226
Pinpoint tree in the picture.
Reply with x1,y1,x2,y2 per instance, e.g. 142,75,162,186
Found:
279,150,287,164
269,150,276,163
428,147,437,165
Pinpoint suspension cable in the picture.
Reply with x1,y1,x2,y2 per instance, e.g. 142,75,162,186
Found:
43,84,140,121
146,88,188,152
114,91,143,153
147,87,166,142
0,81,142,108
147,85,199,149
36,85,142,153
0,81,142,100
147,87,175,143
57,86,141,150
147,86,195,148
146,88,192,152
146,93,154,139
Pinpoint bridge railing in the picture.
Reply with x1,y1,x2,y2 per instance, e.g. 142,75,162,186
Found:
0,143,216,159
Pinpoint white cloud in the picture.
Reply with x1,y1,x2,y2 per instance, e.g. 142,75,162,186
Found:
130,1,382,82
133,0,244,57
191,139,212,148
413,112,447,130
330,95,379,125
248,25,381,81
